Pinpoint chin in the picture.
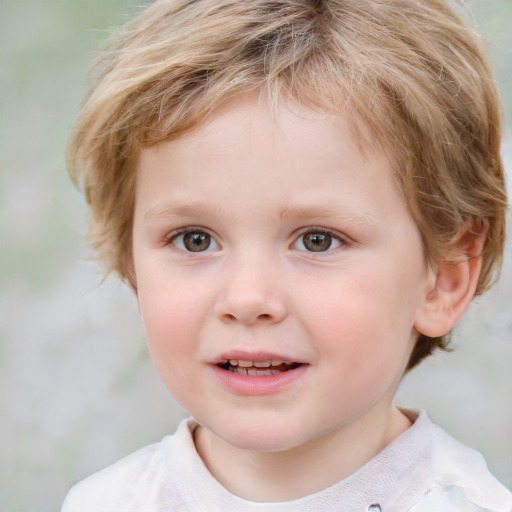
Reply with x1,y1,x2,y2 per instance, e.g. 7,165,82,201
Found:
213,418,310,453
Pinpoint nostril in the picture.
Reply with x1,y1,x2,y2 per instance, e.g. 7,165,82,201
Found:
214,291,287,325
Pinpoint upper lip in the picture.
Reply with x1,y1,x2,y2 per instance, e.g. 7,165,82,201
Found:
210,350,309,365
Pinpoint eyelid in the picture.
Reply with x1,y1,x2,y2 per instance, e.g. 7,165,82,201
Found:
292,226,350,252
165,226,221,252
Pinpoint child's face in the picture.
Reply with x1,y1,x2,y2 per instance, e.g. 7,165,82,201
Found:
132,93,434,453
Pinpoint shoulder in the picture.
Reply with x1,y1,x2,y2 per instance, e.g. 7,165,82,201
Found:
405,409,512,512
60,418,195,512
60,442,163,512
408,485,510,512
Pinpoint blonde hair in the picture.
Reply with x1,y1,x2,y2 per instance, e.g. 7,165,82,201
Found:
68,0,507,369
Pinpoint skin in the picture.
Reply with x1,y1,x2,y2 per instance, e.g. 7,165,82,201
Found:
130,92,475,502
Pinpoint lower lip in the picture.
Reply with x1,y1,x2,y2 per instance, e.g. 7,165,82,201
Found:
210,364,308,395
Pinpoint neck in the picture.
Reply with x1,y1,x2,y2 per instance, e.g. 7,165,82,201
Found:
194,405,412,503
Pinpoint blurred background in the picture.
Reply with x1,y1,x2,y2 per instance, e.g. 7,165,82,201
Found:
0,1,510,511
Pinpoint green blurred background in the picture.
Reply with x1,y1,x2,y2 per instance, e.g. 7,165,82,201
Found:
0,1,510,511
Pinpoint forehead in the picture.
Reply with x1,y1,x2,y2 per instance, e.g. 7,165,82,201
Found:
134,92,418,242
139,91,387,183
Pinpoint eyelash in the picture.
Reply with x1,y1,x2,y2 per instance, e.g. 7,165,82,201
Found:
293,227,348,254
165,227,348,254
166,227,219,253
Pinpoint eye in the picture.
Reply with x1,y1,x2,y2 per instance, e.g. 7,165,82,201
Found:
170,230,219,252
294,230,343,253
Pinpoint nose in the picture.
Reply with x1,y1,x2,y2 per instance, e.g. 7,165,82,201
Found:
214,255,287,326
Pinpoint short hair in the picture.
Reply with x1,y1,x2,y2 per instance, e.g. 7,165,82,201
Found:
68,0,507,370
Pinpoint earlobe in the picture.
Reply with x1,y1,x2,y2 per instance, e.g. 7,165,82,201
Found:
414,229,485,338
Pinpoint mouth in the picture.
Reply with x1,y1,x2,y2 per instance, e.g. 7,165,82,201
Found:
217,359,302,376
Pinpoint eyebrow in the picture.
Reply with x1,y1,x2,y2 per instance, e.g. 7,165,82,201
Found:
277,202,379,227
144,203,221,220
144,201,379,228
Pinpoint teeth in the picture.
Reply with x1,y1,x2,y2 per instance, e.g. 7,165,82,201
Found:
254,361,271,368
219,359,299,375
225,359,289,367
222,359,300,375
227,366,281,376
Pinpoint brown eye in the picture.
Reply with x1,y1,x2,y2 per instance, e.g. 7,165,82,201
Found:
183,232,211,252
295,231,342,253
303,233,332,252
172,231,218,252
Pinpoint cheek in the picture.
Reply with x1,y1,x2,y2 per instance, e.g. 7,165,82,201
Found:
136,275,203,377
300,271,416,365
140,299,202,405
304,279,415,415
137,264,203,331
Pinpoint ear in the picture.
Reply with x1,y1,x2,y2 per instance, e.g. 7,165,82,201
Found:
414,227,486,338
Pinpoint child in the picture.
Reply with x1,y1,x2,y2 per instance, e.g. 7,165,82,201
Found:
62,0,511,510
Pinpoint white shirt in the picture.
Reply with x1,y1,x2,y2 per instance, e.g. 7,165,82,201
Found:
61,409,512,511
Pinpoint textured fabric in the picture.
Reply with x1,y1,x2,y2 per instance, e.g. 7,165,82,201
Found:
61,409,512,512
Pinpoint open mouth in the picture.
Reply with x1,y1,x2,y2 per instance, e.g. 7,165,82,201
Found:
217,359,301,376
